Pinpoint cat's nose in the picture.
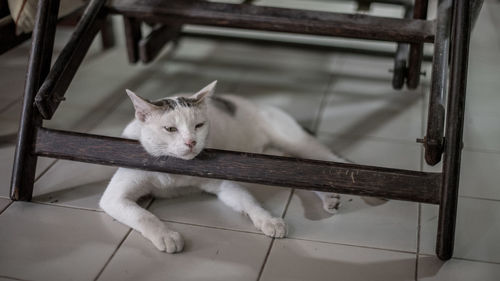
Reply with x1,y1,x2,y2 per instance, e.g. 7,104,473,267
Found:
185,140,197,148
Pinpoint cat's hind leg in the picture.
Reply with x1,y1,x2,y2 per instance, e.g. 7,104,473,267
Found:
100,168,184,253
200,180,286,238
259,105,346,214
314,191,342,214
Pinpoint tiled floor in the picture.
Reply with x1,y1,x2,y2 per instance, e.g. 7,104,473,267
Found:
1,1,500,280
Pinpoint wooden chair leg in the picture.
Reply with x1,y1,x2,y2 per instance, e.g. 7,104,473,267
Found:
436,0,472,260
100,16,116,50
123,17,142,63
406,0,428,89
392,2,412,90
10,0,60,201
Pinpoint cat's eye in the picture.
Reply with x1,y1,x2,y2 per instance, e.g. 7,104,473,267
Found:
163,126,177,133
195,122,205,129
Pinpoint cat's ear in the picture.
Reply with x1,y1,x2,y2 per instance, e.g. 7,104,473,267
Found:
126,89,159,122
191,80,217,103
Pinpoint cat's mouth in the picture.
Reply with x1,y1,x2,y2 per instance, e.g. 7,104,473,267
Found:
177,149,200,160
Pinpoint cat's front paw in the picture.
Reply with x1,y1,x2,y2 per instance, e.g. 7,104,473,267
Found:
143,228,184,253
259,217,287,238
322,194,341,214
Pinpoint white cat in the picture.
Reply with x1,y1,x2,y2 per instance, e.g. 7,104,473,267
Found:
100,81,345,253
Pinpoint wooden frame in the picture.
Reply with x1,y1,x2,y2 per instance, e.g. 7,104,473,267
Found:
0,2,114,57
10,0,482,261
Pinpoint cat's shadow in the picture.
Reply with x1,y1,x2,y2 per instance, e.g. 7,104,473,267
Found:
295,189,388,221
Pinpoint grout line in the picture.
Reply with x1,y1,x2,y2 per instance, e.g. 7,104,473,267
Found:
462,146,500,154
93,228,133,281
415,203,422,281
256,238,275,281
33,159,58,182
420,84,427,149
0,200,14,215
31,201,105,213
22,200,105,213
284,236,418,255
158,217,264,236
450,257,500,265
0,98,21,114
32,196,151,213
458,195,500,203
486,2,500,51
418,253,500,265
0,274,33,281
416,84,426,281
94,199,155,281
315,131,423,146
256,188,296,281
310,75,336,134
281,188,295,219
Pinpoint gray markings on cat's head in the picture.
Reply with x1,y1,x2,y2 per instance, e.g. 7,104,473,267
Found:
151,94,235,116
210,96,236,116
152,97,199,110
151,98,178,110
176,97,198,108
151,97,200,110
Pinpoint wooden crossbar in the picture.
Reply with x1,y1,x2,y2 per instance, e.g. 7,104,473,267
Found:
35,127,441,204
107,0,435,43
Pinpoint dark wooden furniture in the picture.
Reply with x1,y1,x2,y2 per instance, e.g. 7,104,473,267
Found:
0,1,114,56
10,0,483,261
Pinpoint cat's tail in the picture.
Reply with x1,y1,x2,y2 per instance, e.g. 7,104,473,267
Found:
259,105,388,211
258,105,348,163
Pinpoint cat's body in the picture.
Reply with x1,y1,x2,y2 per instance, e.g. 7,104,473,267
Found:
100,82,344,253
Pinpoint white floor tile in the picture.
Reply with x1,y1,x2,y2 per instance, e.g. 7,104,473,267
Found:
97,223,271,281
33,160,116,200
329,54,399,82
0,202,129,281
260,238,416,281
469,1,500,54
285,190,418,252
317,134,422,170
0,100,21,136
33,179,110,211
0,277,20,281
424,150,500,201
0,198,11,213
463,113,500,152
32,177,153,212
461,3,500,152
0,44,30,103
420,198,500,263
319,54,425,142
0,146,55,198
150,184,291,233
235,69,329,130
457,150,500,200
418,255,500,281
319,86,423,142
0,1,499,279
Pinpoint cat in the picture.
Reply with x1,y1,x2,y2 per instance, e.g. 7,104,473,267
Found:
100,81,346,253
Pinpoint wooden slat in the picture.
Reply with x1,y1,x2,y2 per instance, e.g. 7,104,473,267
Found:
179,30,433,61
107,0,435,43
34,0,107,120
35,128,441,204
139,24,181,63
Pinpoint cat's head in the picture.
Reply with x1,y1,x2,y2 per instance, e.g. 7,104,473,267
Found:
126,81,217,160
